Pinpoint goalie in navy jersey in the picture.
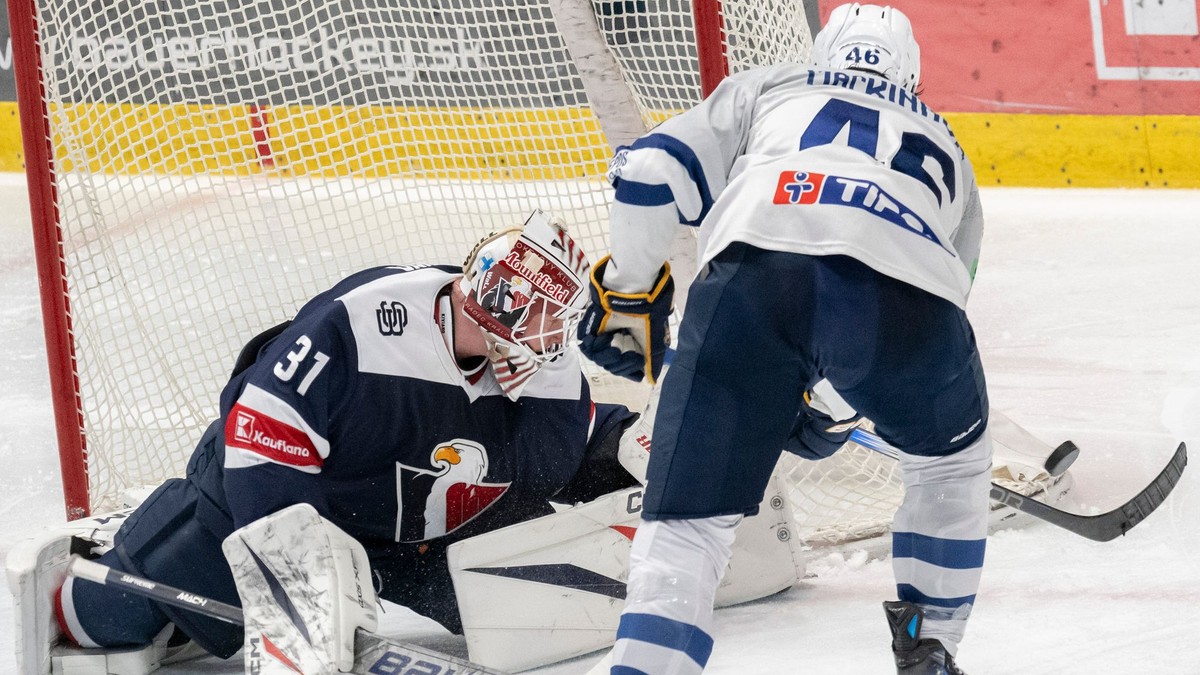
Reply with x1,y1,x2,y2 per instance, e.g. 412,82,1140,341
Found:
579,5,990,674
49,210,639,661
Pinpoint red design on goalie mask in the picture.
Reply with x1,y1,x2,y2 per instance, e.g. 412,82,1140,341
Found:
461,210,592,400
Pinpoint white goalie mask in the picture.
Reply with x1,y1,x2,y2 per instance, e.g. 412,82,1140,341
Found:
461,210,591,400
813,3,921,93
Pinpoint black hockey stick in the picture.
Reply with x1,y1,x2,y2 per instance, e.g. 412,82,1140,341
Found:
848,429,1188,543
69,555,244,623
67,557,512,675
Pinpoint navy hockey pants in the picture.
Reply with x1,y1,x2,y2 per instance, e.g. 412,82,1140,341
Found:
67,422,245,657
643,243,989,520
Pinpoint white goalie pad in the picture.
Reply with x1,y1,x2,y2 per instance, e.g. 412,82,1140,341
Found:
989,409,1069,480
448,477,802,672
222,504,378,674
6,508,136,675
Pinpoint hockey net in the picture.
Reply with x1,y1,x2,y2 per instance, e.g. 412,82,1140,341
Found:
14,0,906,548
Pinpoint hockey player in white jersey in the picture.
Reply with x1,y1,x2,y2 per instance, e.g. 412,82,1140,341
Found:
26,210,645,670
578,5,989,674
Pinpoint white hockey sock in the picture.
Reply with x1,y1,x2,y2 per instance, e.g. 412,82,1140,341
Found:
892,431,993,655
612,515,741,674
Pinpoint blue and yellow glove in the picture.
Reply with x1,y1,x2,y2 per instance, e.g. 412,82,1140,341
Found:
577,255,674,384
784,390,866,460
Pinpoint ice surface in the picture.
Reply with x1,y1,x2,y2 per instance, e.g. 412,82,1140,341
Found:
2,174,1198,673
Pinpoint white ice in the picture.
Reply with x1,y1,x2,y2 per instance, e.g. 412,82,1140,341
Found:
2,173,1198,674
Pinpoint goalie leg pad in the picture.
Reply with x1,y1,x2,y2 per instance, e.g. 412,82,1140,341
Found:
8,528,76,675
449,484,799,672
7,504,150,675
449,486,646,672
223,503,378,674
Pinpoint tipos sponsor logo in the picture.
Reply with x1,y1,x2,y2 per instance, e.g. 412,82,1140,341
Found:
773,170,950,252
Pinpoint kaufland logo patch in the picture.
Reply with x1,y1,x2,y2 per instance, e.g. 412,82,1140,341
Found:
233,410,309,459
234,411,256,443
226,403,322,468
248,431,311,459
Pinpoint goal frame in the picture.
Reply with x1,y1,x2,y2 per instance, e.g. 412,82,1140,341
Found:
10,0,92,520
11,0,745,520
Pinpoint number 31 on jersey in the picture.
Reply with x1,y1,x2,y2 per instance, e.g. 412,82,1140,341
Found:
274,335,330,396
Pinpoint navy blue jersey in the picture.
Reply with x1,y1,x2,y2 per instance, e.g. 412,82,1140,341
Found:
216,265,596,547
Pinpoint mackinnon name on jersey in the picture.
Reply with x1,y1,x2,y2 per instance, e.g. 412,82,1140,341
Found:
807,69,964,157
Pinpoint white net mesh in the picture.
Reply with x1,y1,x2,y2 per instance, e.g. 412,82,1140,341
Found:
24,0,904,547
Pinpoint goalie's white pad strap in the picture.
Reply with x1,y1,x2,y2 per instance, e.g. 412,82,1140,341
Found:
222,504,377,674
48,624,188,675
448,476,801,672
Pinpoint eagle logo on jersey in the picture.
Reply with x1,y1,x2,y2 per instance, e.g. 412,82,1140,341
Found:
395,439,511,542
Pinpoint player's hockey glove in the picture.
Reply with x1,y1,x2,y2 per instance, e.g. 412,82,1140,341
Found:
784,389,866,460
577,255,674,384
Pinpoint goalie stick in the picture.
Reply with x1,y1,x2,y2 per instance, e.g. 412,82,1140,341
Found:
66,556,512,675
849,428,1188,543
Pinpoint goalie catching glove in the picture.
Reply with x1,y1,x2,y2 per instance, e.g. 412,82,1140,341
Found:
577,255,674,384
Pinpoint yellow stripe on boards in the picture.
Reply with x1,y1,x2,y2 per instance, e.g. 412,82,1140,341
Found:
0,103,1197,188
0,102,26,173
0,102,611,179
947,113,1200,188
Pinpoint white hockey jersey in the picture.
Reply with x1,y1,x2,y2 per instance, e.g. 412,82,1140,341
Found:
605,64,984,309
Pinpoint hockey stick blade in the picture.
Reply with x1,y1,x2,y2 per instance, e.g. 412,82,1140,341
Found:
848,430,1188,543
66,556,512,675
988,442,1187,542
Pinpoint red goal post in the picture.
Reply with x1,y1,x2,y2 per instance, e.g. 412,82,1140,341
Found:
12,0,904,548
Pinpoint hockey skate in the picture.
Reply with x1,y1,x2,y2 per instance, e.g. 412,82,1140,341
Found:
883,601,966,675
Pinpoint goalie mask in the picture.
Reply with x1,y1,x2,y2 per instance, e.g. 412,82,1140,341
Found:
461,210,591,400
813,3,921,94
